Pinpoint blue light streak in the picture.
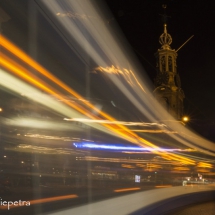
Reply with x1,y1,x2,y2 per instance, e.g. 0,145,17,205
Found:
73,142,179,152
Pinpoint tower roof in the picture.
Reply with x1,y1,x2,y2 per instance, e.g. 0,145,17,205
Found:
159,24,172,50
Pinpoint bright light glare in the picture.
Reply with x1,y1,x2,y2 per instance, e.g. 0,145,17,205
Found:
182,116,189,122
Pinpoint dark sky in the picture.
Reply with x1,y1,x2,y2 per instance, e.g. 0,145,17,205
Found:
104,0,215,141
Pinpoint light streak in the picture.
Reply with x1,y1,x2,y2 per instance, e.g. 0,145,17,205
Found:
64,118,167,127
0,14,211,164
197,162,213,168
56,11,95,20
95,65,146,92
173,167,190,171
76,156,189,166
147,163,162,168
0,53,157,150
155,185,172,188
0,53,95,119
0,44,181,161
0,52,144,142
7,144,81,155
2,117,82,131
196,169,211,173
31,0,215,161
1,36,160,148
114,187,141,192
73,142,183,152
0,68,82,119
39,0,160,125
29,194,78,204
131,130,177,133
0,35,108,118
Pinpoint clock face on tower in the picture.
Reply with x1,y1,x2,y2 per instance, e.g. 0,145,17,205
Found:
155,72,169,86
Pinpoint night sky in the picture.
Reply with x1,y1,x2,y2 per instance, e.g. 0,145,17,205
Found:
104,0,215,141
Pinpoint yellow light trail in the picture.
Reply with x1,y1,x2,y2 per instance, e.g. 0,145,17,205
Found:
0,35,152,144
155,185,172,188
114,187,141,192
0,35,198,165
0,52,152,145
0,54,94,119
0,35,131,126
0,56,142,143
197,162,213,168
96,65,146,93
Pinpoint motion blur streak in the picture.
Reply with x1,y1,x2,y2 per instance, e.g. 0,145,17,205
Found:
77,156,193,166
0,62,195,164
0,35,127,127
65,118,167,127
0,38,197,164
95,65,146,93
130,130,177,133
29,194,78,205
0,68,80,118
0,44,147,141
1,29,211,165
0,53,97,118
197,162,213,168
37,0,215,157
0,64,135,140
1,4,214,166
0,39,136,137
73,142,186,152
40,0,158,122
0,35,164,149
0,35,104,118
155,185,172,188
114,187,141,192
0,42,137,140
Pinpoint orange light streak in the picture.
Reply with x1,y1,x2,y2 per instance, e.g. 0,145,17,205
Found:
29,194,78,204
0,35,145,142
0,35,129,125
0,53,141,143
0,35,149,143
0,35,197,165
0,54,94,119
155,185,172,188
114,187,141,192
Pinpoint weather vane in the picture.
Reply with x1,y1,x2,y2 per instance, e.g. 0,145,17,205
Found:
159,4,194,52
160,4,171,25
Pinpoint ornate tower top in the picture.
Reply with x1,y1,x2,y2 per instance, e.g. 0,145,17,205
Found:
159,24,172,49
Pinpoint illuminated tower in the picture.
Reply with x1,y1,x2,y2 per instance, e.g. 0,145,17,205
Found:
154,8,184,120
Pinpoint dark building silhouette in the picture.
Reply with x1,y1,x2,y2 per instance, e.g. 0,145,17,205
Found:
153,14,184,120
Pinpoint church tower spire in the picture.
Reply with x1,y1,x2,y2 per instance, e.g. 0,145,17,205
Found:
154,5,184,120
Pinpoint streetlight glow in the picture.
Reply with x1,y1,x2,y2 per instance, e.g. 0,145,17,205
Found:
182,116,189,122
